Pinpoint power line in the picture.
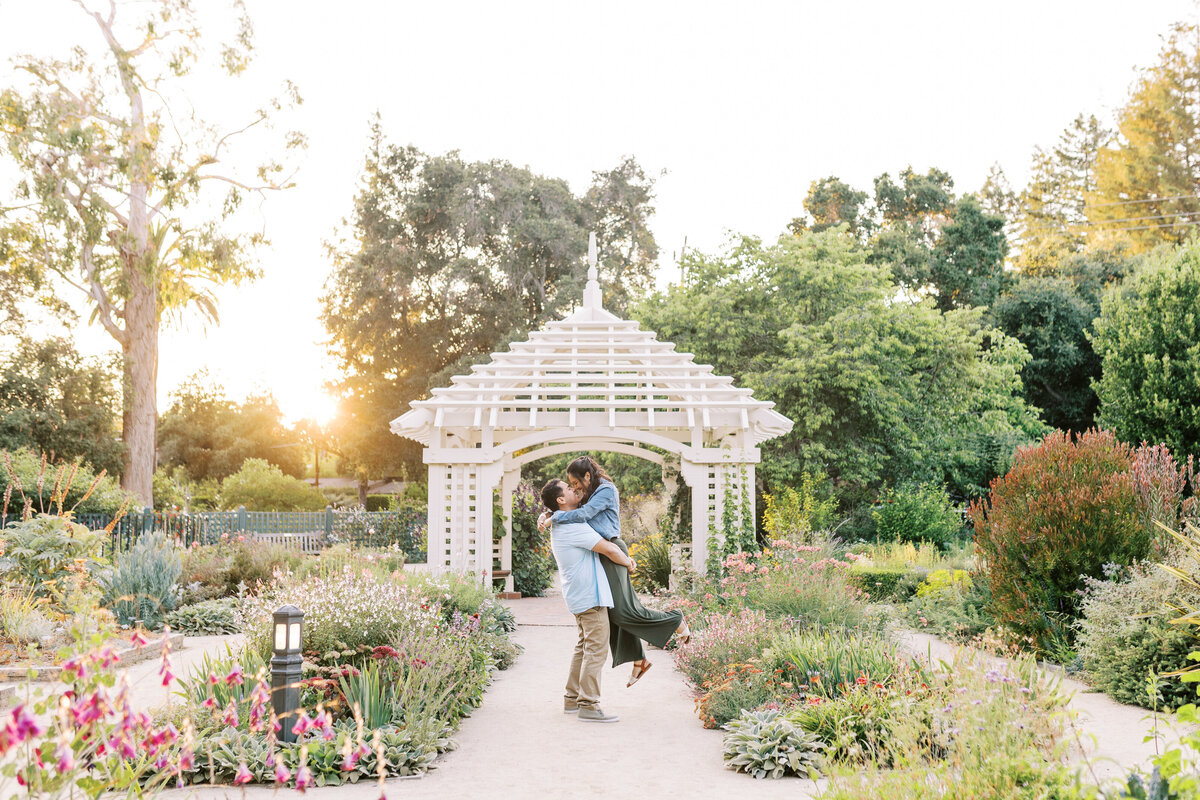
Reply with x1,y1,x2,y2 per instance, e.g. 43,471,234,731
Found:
1022,208,1200,233
1083,193,1200,208
1014,217,1200,242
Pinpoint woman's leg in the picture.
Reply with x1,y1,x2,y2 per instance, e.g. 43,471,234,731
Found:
601,537,685,667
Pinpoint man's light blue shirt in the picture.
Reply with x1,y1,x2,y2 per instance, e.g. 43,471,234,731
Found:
550,521,614,615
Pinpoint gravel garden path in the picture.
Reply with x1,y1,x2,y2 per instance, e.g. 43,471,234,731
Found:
157,601,1188,799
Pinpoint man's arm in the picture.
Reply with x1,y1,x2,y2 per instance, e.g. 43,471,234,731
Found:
592,538,636,571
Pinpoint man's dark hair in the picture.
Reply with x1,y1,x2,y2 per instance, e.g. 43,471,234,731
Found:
540,480,565,513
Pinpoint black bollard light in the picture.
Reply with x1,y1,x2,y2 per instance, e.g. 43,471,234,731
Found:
270,604,304,742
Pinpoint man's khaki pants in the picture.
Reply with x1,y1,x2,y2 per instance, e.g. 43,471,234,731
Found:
564,605,610,711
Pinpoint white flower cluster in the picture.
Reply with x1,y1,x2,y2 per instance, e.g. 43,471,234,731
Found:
243,567,442,656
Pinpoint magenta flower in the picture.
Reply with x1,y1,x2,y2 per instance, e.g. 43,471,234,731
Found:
225,666,244,686
273,761,291,783
234,762,253,785
130,630,148,647
222,702,239,728
291,710,313,737
54,741,75,773
10,705,42,741
295,764,313,791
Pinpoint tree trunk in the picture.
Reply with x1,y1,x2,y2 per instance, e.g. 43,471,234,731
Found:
357,475,369,508
121,270,158,507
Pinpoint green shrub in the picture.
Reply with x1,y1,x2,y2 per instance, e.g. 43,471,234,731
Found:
218,458,326,511
970,429,1158,651
722,708,824,779
165,598,242,635
0,513,109,613
509,482,553,596
846,566,915,601
227,539,302,593
904,574,994,642
915,568,972,598
179,543,233,602
101,530,183,629
364,494,391,511
762,474,836,544
1076,563,1197,710
629,532,672,593
873,483,963,549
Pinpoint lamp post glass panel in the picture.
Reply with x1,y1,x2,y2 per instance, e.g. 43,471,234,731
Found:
271,604,304,742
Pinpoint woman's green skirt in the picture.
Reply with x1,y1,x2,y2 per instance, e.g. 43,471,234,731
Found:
600,537,684,667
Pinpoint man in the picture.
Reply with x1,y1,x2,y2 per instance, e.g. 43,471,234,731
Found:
540,479,637,723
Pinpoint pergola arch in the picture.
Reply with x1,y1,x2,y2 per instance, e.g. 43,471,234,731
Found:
391,234,794,587
511,441,666,470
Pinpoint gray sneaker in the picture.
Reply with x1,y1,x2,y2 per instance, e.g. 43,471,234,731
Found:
578,707,619,723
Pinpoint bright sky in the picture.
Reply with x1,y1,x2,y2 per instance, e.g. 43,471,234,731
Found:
1,0,1197,425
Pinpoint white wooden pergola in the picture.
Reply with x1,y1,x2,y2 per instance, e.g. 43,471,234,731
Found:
391,235,794,587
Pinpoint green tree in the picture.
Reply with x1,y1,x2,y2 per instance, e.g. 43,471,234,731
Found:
991,277,1100,432
789,177,869,238
0,336,122,474
1014,114,1110,270
1091,23,1200,253
1090,239,1200,457
322,125,658,495
157,373,304,482
929,196,1009,311
989,244,1138,433
217,458,325,512
0,1,303,505
635,230,1045,509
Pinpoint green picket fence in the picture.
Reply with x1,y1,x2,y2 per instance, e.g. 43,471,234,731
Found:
54,505,428,563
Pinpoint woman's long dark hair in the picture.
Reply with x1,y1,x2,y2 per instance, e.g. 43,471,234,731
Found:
566,456,612,503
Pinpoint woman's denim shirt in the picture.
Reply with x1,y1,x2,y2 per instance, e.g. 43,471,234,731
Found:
551,480,620,540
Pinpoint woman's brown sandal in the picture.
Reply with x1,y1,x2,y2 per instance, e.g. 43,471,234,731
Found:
675,620,691,646
627,659,652,687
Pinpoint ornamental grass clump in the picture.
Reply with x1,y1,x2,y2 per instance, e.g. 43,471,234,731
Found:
971,429,1162,652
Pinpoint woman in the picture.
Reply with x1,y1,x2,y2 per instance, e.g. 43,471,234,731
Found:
539,456,689,686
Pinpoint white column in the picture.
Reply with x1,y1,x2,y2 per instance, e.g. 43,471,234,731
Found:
680,459,709,572
499,469,519,593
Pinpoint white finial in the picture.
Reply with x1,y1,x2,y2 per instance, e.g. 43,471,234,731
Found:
587,232,598,281
583,231,602,309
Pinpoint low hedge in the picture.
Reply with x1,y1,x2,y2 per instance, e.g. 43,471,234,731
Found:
847,567,923,601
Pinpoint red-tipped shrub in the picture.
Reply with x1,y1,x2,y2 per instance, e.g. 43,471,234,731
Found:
970,430,1156,652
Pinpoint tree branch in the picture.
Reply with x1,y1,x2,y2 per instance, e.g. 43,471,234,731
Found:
79,243,126,346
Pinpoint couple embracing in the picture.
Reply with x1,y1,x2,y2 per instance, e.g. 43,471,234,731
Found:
538,456,690,723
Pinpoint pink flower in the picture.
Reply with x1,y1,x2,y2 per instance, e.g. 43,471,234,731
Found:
130,630,148,648
225,666,244,686
273,761,291,783
222,702,239,728
291,711,313,737
295,764,313,791
10,705,42,741
234,762,253,785
54,741,74,773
